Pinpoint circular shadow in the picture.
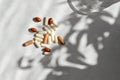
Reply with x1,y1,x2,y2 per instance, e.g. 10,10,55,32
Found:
67,0,103,15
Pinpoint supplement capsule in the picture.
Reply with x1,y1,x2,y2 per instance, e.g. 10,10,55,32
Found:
43,27,52,34
38,28,44,32
45,25,53,32
48,18,58,27
43,47,51,52
29,27,38,32
42,52,51,55
54,35,58,43
34,40,41,48
43,34,49,44
58,36,65,45
43,17,47,25
50,25,57,31
48,36,52,44
38,31,47,34
35,33,44,38
40,43,49,47
48,18,53,25
34,37,43,42
33,17,41,22
23,40,34,47
51,31,55,42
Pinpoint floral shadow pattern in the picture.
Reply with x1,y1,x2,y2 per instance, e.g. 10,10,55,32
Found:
44,2,120,80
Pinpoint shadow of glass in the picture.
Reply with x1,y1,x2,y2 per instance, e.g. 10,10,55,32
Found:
17,57,34,69
101,0,120,8
67,0,120,15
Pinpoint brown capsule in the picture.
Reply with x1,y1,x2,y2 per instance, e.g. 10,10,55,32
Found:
43,34,49,44
23,40,34,47
48,18,53,25
43,47,51,52
58,36,65,45
29,27,38,32
33,17,41,22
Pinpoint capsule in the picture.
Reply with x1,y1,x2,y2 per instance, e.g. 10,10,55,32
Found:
43,17,47,25
43,47,51,52
38,28,44,32
40,43,49,47
38,27,47,34
48,18,58,27
23,40,34,47
43,27,52,34
33,17,41,22
43,34,49,44
34,37,43,42
51,32,55,42
48,18,53,25
45,25,53,32
42,52,51,55
54,35,58,43
29,27,38,32
50,25,57,31
58,36,65,45
52,23,58,28
34,40,41,48
38,31,47,34
35,33,44,38
48,36,52,44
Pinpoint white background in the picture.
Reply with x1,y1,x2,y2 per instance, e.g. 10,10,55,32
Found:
0,0,120,80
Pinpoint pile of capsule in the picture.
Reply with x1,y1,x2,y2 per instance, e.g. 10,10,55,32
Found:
23,17,65,55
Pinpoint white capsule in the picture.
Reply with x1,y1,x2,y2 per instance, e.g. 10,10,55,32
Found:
38,31,47,34
34,37,43,42
38,27,46,34
35,33,44,38
43,17,47,25
53,23,58,28
51,32,55,42
54,35,58,43
45,25,53,32
34,40,41,48
44,52,51,56
50,28,55,33
50,25,57,31
43,27,52,34
38,28,44,32
40,43,50,47
50,21,58,27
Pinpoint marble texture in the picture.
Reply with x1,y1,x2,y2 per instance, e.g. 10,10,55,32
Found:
0,0,120,80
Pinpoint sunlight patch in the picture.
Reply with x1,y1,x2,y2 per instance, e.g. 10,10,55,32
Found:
103,31,110,38
68,31,79,45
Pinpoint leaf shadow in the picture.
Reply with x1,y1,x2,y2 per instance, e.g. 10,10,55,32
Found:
44,3,120,80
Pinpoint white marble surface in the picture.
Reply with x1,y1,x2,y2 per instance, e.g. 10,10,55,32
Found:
0,0,120,80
